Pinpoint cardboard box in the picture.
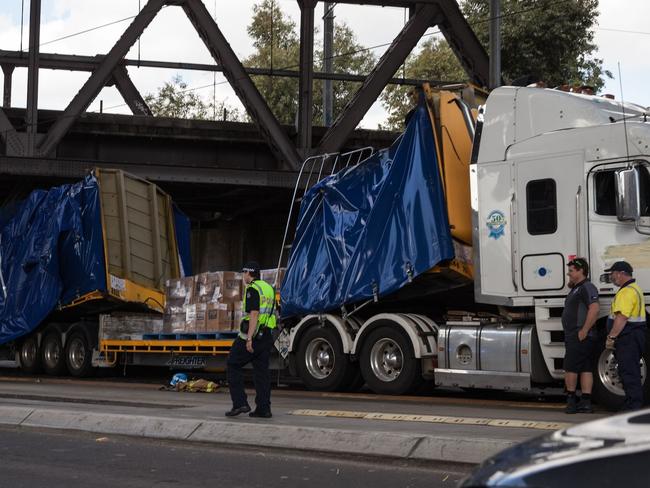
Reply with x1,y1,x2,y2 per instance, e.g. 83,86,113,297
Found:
183,303,207,332
232,302,244,330
206,302,233,331
164,277,193,315
168,313,187,333
222,272,243,302
260,268,286,287
193,272,222,304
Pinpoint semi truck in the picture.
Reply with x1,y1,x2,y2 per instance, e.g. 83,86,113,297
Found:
277,84,650,410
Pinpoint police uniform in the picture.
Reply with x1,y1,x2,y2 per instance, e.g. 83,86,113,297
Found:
608,278,646,410
562,279,599,373
226,275,276,417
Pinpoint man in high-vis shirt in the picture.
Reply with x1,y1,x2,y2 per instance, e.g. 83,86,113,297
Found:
225,261,277,418
605,261,647,411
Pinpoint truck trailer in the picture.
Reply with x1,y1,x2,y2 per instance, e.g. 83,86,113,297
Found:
0,168,192,376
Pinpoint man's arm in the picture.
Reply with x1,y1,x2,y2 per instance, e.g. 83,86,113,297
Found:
606,312,628,349
578,302,600,341
246,311,259,341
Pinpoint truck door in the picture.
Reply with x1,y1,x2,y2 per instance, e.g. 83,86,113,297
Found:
515,153,584,295
588,161,650,293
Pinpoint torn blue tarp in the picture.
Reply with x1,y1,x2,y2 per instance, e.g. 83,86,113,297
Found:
281,98,454,318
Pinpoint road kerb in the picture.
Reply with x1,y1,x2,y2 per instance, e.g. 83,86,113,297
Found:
0,406,514,463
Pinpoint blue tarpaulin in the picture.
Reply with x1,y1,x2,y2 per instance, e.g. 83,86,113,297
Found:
281,98,454,318
0,175,105,345
0,174,192,345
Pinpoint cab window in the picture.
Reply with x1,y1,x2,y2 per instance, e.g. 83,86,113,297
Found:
526,178,557,235
594,167,650,216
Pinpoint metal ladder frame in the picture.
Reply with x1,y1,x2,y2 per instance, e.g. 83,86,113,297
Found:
274,146,375,289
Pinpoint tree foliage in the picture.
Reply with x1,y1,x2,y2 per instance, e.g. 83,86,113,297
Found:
244,0,301,125
144,75,245,121
463,0,609,89
381,0,609,130
244,0,376,125
312,23,377,124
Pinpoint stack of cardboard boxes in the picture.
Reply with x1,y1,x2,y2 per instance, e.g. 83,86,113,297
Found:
164,271,243,333
162,268,286,335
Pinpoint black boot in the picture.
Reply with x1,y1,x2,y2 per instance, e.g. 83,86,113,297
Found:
577,394,593,413
565,393,578,414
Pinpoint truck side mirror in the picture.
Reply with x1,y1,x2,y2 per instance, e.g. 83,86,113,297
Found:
615,167,641,222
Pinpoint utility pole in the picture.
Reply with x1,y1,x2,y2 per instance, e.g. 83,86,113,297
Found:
323,2,334,127
489,0,501,89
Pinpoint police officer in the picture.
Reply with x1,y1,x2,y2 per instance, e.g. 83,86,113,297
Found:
562,258,599,414
225,261,277,418
605,261,646,411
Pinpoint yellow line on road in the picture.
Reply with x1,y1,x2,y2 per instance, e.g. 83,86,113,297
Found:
290,409,571,431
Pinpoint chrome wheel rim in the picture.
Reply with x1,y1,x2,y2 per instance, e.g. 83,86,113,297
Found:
597,349,647,396
305,338,334,380
43,337,61,369
68,337,86,371
370,338,403,382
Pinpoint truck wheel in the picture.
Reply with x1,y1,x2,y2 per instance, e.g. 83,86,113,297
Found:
18,335,41,374
41,330,67,376
360,326,421,395
592,332,649,411
65,331,94,377
296,325,356,391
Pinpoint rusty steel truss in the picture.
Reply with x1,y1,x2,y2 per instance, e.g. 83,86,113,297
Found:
0,0,488,176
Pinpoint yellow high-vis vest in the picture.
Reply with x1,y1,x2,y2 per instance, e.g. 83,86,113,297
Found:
240,279,277,339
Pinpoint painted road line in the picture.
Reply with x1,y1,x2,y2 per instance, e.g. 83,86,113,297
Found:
290,409,571,431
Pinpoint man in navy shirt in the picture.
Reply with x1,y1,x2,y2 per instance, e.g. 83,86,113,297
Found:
562,258,600,413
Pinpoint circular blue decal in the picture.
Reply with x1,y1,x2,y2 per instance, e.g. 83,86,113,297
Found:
486,210,506,239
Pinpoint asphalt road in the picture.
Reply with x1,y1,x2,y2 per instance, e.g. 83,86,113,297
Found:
0,425,472,488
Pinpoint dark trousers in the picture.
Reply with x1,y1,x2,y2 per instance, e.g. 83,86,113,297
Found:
227,330,273,412
615,325,646,410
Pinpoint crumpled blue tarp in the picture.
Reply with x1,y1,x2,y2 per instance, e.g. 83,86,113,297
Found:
0,175,106,345
0,174,193,345
281,97,454,318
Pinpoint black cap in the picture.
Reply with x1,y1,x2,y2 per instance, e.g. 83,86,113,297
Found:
242,261,260,275
604,261,633,274
567,257,588,270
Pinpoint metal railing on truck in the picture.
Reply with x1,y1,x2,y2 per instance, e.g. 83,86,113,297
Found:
274,147,375,290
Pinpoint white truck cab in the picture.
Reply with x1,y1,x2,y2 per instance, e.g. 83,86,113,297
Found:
465,86,650,403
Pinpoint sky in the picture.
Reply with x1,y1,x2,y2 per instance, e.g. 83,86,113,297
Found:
0,0,648,129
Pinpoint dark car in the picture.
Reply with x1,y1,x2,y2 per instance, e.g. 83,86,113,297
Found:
460,408,650,487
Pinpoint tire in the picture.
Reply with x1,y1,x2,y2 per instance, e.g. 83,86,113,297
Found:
18,335,41,374
65,331,94,378
41,330,67,376
295,325,356,391
360,325,421,395
592,330,650,411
